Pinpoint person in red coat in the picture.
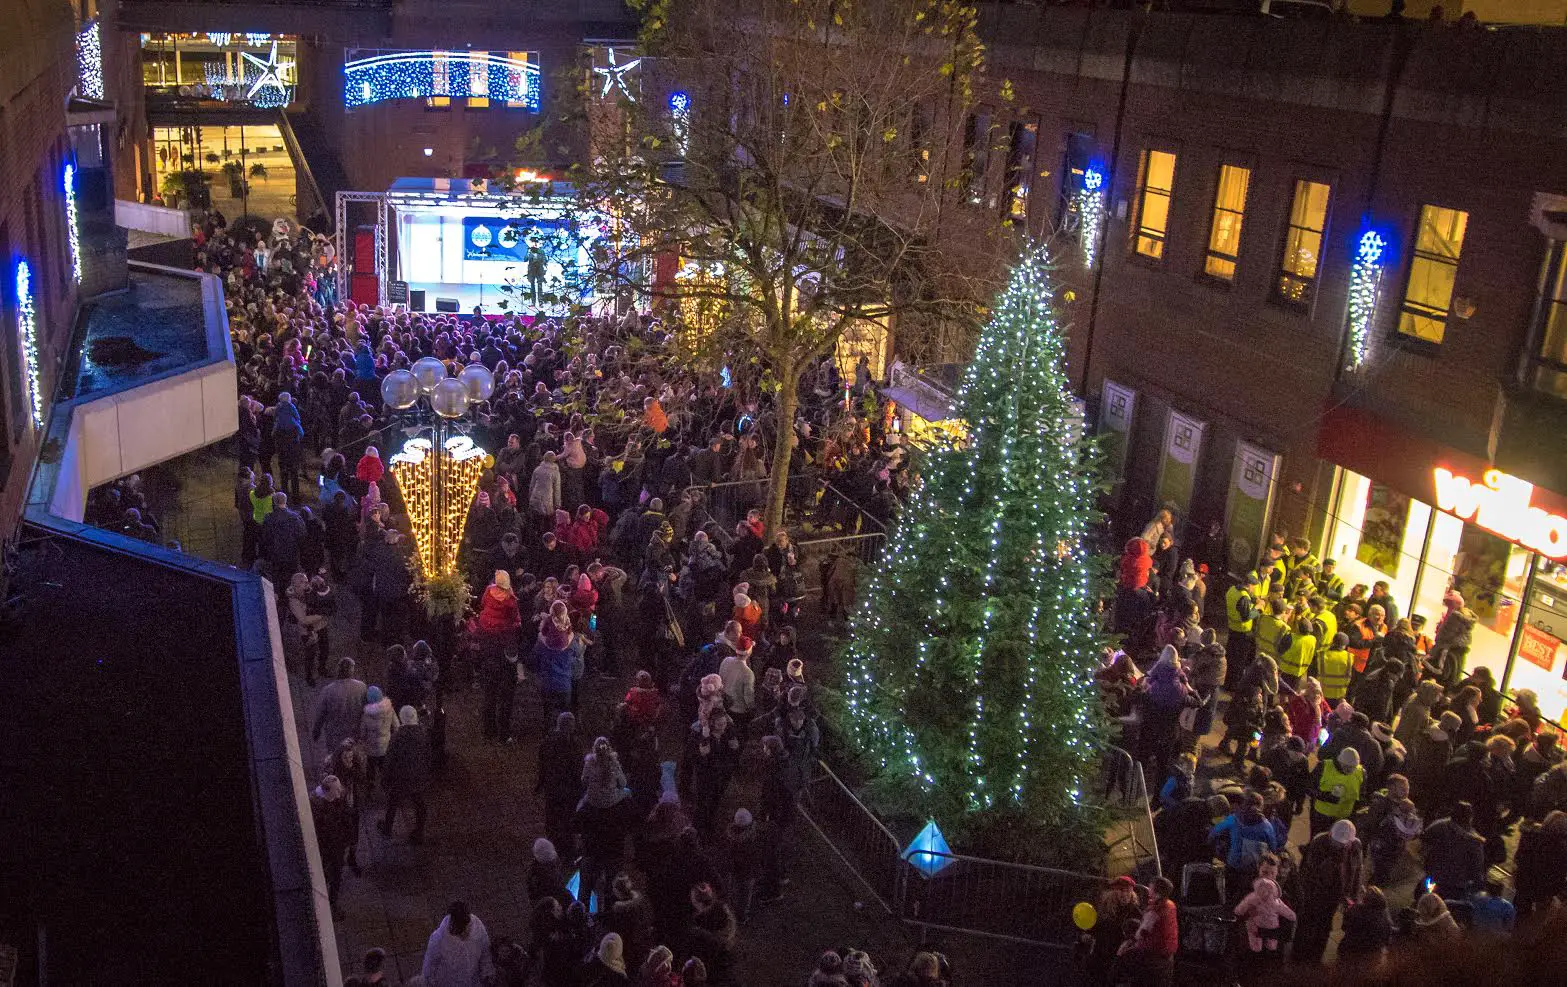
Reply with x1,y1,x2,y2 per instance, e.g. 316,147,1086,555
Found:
1113,876,1178,985
355,446,385,487
1118,538,1152,591
474,570,522,638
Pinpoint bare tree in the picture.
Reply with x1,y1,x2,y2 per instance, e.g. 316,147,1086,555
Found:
577,0,994,534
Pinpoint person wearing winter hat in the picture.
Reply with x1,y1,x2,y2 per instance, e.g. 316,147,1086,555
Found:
1295,818,1364,963
623,670,663,729
725,807,763,922
637,945,677,986
1421,800,1487,897
380,705,432,843
810,950,849,987
309,773,355,916
359,683,398,789
785,657,806,684
581,932,627,984
842,950,878,987
527,835,570,908
1234,876,1296,952
1310,745,1365,837
1412,892,1461,942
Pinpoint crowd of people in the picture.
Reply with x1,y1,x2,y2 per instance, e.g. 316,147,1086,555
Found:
1091,519,1567,983
163,211,953,986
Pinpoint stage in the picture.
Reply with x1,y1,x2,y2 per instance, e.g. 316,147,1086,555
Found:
384,176,606,316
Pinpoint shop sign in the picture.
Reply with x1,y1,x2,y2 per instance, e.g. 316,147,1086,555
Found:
1519,623,1562,673
1432,467,1567,560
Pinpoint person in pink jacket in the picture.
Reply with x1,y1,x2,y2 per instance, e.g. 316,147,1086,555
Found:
1234,877,1296,952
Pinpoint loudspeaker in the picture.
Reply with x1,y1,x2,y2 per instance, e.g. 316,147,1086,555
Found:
435,297,460,313
409,289,426,312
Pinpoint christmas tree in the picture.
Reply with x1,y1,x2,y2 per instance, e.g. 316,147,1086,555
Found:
841,243,1108,829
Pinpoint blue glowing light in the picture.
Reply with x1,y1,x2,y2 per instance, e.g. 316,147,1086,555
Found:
1346,228,1389,371
669,91,691,156
64,163,82,284
902,819,955,878
16,261,43,428
344,50,540,111
1082,167,1104,192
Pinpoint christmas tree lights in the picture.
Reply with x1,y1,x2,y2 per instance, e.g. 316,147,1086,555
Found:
1346,228,1387,371
840,243,1107,826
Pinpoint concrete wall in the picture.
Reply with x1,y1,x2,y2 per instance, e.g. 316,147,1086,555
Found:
115,198,195,237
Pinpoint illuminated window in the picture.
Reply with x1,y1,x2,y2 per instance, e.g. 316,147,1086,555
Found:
1202,164,1250,281
1002,120,1038,221
1276,180,1331,306
426,96,451,109
467,52,490,108
1398,204,1468,344
506,51,533,108
1132,149,1176,260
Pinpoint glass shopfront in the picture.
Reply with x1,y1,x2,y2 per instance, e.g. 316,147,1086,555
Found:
1324,466,1564,722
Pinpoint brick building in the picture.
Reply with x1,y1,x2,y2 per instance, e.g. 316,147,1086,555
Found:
0,1,90,539
950,7,1567,722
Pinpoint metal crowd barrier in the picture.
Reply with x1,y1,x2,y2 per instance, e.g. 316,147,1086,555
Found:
795,760,902,914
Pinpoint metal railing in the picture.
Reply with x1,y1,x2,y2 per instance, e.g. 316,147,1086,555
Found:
897,851,1113,947
797,758,1144,947
796,760,902,914
1101,745,1162,880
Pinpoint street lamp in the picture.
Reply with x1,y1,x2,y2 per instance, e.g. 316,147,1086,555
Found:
381,356,496,578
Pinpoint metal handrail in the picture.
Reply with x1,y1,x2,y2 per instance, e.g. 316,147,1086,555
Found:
795,759,901,915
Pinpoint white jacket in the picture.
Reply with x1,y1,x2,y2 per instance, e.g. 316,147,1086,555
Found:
719,655,755,714
360,697,398,757
421,913,493,987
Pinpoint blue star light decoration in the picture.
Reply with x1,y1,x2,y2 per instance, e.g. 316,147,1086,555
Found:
592,47,642,101
241,41,291,102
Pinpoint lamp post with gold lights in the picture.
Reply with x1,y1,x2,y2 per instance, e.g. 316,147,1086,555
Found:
380,356,496,579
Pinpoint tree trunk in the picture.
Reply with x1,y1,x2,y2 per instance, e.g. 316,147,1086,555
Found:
763,370,799,538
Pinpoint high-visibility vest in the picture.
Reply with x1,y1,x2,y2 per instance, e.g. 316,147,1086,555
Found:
1317,646,1352,701
1313,759,1364,820
1255,613,1290,659
1262,559,1288,597
1317,572,1346,601
1279,632,1317,680
1313,608,1338,647
1226,585,1256,634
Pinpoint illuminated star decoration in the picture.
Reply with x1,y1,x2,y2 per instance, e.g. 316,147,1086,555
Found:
241,41,291,101
1076,168,1106,270
592,48,642,100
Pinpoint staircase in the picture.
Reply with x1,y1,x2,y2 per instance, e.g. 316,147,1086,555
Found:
278,109,350,231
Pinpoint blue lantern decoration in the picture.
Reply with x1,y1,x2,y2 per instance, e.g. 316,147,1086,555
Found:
565,870,601,911
1346,227,1389,371
902,819,954,878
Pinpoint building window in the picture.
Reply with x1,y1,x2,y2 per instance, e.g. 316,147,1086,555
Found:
909,102,931,184
961,109,991,207
1058,132,1094,229
426,96,451,109
1001,120,1038,221
1131,148,1176,260
467,52,490,109
1398,204,1468,344
1202,163,1250,281
1527,242,1567,398
1276,179,1331,307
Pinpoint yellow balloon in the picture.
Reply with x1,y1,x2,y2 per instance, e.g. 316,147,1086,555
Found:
1072,901,1098,931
